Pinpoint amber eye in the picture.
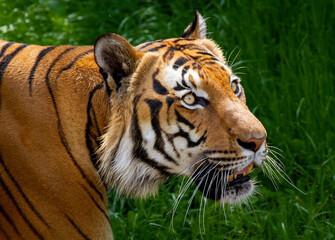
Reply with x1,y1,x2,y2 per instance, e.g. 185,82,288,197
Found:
231,80,239,94
183,93,196,105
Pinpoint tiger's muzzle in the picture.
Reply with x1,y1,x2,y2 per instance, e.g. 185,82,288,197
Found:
192,138,267,202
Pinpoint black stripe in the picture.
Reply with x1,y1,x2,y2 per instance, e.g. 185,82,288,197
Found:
65,215,90,240
148,45,167,52
99,68,112,97
138,41,154,50
0,44,28,109
165,97,173,128
131,96,173,176
152,69,168,95
145,99,178,165
174,129,207,148
197,96,209,107
163,97,180,158
181,79,188,88
177,43,203,51
29,46,57,96
0,175,44,240
90,105,102,137
138,39,165,51
172,38,194,44
181,11,198,38
79,184,110,222
163,130,181,159
0,204,21,237
0,155,50,229
161,123,206,155
173,81,188,91
162,47,176,61
207,61,219,65
45,49,104,202
0,225,10,240
173,57,189,70
46,82,104,201
56,49,94,81
99,68,108,81
166,97,174,109
209,57,219,62
45,46,76,86
145,99,162,117
208,157,243,162
85,82,104,168
163,122,207,149
203,150,224,155
175,109,195,129
0,42,15,58
182,65,190,76
194,62,203,70
196,51,216,57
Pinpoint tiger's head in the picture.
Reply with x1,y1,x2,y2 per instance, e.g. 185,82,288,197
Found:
94,12,267,203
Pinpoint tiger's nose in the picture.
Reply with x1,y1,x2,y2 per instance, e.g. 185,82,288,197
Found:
237,135,267,152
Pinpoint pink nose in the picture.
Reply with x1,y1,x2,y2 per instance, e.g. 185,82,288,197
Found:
237,135,266,152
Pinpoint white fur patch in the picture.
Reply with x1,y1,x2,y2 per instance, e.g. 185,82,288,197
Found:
197,13,207,39
254,142,268,167
164,65,183,90
141,122,156,143
173,137,188,150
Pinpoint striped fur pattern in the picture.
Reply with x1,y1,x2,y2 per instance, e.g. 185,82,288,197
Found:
0,43,112,239
0,12,267,239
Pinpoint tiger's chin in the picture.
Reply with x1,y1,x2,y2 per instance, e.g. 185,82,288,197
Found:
192,162,255,203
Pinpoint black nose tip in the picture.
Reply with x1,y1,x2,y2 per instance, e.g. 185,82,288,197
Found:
237,136,266,152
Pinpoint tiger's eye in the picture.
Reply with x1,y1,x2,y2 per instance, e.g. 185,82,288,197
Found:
231,81,237,92
183,93,195,105
231,80,240,95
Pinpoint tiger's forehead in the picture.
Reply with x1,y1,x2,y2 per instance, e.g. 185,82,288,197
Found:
137,38,232,89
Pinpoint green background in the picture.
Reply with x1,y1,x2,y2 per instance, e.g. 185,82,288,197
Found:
1,0,334,239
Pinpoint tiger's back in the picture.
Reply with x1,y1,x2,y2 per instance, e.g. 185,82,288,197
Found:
0,41,113,239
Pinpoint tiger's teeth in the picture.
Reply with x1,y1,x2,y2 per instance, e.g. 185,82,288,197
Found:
246,162,254,174
227,162,254,182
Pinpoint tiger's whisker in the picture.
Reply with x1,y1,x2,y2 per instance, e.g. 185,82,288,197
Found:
183,171,208,224
233,66,248,71
230,48,241,67
227,45,239,65
170,159,207,227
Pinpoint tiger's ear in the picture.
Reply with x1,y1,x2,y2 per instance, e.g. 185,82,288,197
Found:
181,11,207,39
94,33,143,91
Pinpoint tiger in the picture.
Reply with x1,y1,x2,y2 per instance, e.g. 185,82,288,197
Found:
0,11,267,240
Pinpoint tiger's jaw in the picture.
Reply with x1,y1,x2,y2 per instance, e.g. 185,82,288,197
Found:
193,162,254,202
192,142,268,203
194,163,254,203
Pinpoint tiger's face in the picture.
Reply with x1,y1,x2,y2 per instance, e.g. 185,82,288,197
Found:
95,12,267,203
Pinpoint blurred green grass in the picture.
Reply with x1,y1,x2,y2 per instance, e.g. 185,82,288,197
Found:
1,0,334,239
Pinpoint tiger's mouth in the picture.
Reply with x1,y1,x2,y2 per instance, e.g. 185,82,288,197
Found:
192,162,254,201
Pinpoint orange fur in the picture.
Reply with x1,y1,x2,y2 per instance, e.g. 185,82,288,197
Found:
0,43,112,239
